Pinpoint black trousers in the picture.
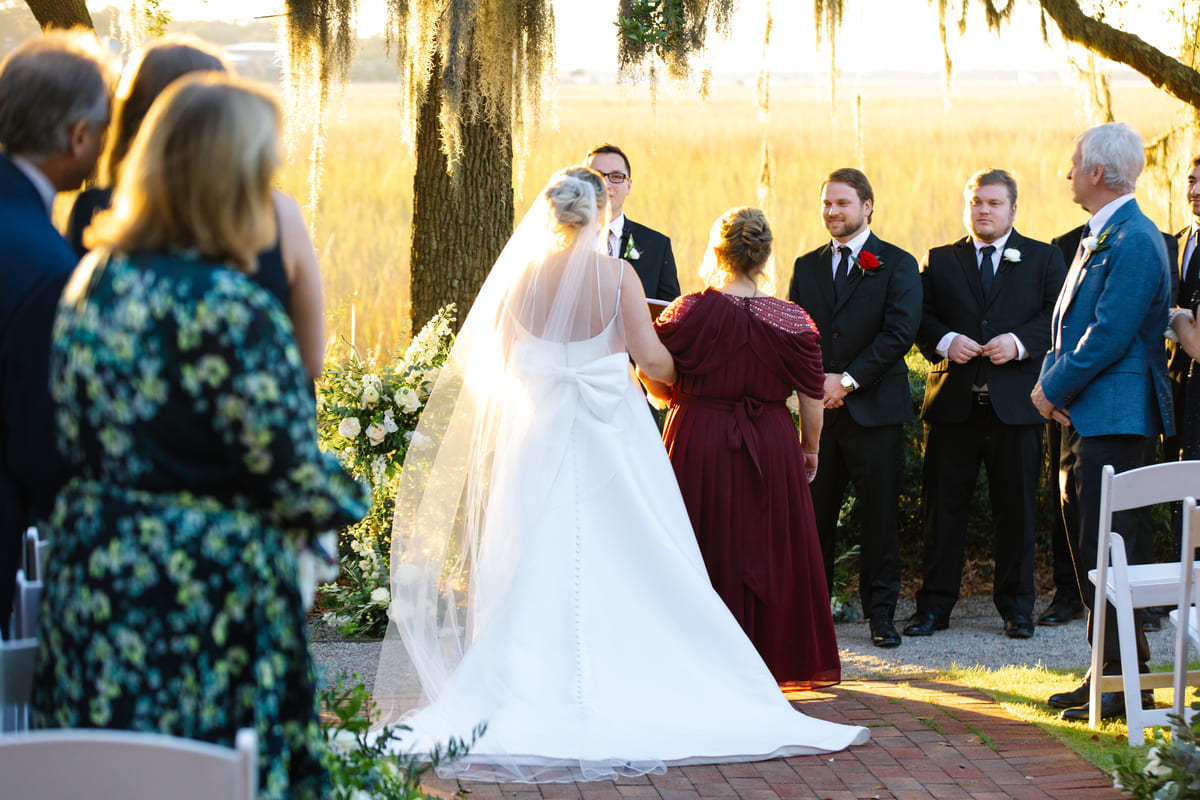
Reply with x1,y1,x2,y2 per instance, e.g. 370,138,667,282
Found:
917,400,1040,621
1059,425,1152,667
1045,420,1080,604
809,409,902,621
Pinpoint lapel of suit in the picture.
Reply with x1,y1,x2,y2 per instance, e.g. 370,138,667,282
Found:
954,237,986,309
618,218,635,260
989,231,1023,304
811,243,837,316
1059,201,1136,317
832,233,879,315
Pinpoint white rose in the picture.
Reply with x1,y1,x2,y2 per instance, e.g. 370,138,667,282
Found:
398,388,422,413
392,563,421,587
785,393,800,415
383,415,399,433
350,789,374,800
328,729,358,755
408,430,432,450
360,384,381,407
1081,235,1100,252
1002,248,1021,263
365,423,386,446
370,586,390,605
338,417,361,438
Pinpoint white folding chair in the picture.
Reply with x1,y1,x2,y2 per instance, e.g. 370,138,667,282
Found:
1169,498,1200,724
22,526,47,584
0,727,258,799
0,635,37,733
1089,463,1200,744
11,569,42,641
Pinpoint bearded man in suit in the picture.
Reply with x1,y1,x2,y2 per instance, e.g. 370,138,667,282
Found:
788,167,922,648
905,169,1066,641
1034,122,1173,722
584,143,680,302
0,32,111,636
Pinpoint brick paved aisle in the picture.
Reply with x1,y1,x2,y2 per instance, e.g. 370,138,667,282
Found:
419,678,1124,800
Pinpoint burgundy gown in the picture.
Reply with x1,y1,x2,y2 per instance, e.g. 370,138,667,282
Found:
655,289,841,689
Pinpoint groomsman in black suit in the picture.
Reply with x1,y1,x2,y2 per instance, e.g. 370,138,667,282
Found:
1166,158,1200,459
0,33,111,635
788,168,922,648
906,169,1067,640
584,143,680,301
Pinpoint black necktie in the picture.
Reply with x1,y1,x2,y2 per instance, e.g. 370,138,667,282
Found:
834,246,852,300
1076,223,1091,265
980,244,996,297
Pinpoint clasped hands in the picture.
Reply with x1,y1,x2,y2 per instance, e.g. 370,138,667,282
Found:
947,333,1017,365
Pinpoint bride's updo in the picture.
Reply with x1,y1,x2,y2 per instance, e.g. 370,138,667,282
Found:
544,167,606,234
700,207,776,294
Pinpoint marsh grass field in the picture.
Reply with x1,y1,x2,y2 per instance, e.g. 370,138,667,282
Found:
271,79,1190,354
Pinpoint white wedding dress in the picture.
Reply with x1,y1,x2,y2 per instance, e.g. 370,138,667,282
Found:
375,298,869,781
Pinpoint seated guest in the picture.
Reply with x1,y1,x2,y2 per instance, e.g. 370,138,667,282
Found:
0,30,112,637
67,35,327,380
31,74,368,799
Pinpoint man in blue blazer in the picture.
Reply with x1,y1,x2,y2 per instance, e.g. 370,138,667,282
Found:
1032,123,1174,721
0,32,111,636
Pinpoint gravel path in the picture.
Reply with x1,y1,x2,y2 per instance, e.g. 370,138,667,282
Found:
310,593,1187,693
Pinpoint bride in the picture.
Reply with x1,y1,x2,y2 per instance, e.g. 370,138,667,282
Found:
374,167,869,782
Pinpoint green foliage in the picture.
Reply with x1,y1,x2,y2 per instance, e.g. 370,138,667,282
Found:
321,675,482,799
1112,705,1200,800
316,305,456,638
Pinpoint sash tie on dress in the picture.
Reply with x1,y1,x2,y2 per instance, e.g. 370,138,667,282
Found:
518,352,630,421
672,390,780,477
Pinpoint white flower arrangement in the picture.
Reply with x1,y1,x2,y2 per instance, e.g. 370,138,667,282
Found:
1002,248,1021,263
623,234,641,261
316,304,457,638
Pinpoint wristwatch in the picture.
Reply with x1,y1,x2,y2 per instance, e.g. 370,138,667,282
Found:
840,372,855,392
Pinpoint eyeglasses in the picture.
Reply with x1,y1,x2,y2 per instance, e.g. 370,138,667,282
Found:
598,171,629,185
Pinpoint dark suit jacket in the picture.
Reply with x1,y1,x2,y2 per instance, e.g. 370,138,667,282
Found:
916,231,1067,426
620,218,680,302
1042,200,1173,438
0,153,73,629
788,231,922,427
1054,224,1183,383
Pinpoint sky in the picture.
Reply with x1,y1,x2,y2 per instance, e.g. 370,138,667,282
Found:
115,0,1182,75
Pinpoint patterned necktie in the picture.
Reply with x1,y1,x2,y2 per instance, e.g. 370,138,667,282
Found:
980,244,996,297
1186,231,1200,305
833,246,852,300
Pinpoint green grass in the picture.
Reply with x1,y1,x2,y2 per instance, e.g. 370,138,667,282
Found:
936,661,1200,774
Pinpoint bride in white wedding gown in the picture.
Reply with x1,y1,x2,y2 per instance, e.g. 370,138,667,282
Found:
374,167,868,782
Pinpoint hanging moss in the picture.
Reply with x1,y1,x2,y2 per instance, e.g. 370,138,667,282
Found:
616,0,735,81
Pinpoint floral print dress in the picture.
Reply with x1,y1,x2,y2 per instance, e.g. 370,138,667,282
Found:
31,251,368,800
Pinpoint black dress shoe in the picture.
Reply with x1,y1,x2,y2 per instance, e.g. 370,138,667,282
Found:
869,617,901,648
902,611,948,637
1061,691,1131,721
1048,679,1090,709
1038,596,1084,626
1004,614,1034,639
1142,607,1164,632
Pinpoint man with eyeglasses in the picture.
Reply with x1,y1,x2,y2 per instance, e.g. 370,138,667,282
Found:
585,143,680,302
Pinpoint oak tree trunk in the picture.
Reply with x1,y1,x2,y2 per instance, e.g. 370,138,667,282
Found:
409,56,514,335
21,0,93,30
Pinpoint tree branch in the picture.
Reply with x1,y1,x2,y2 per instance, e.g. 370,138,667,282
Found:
1038,0,1200,110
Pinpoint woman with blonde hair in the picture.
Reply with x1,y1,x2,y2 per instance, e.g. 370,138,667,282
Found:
33,74,367,800
66,34,327,380
646,207,841,689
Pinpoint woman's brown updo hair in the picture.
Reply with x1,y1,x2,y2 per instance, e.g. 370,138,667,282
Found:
700,207,776,294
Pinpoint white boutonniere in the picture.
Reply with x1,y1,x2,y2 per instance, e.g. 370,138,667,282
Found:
623,235,641,261
1002,248,1021,263
1081,229,1111,254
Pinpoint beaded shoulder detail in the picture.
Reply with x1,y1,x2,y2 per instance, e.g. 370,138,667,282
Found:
656,292,703,326
718,293,819,336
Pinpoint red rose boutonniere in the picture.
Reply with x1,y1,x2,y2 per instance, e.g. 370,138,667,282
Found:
855,251,881,275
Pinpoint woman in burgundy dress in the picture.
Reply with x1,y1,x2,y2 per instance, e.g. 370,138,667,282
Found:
644,207,840,689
